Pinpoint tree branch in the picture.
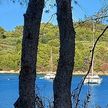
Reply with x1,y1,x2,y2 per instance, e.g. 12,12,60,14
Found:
73,25,108,108
41,13,56,31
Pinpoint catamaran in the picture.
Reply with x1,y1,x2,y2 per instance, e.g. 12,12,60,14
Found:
84,22,102,84
84,73,102,84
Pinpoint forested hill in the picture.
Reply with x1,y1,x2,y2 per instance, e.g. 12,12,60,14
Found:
0,22,108,73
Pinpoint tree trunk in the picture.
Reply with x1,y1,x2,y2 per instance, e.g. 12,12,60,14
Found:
53,0,75,108
14,0,44,108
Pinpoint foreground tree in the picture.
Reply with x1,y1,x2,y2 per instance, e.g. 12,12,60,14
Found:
14,0,44,108
53,0,75,108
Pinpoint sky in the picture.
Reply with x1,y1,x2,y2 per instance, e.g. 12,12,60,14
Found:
0,0,107,31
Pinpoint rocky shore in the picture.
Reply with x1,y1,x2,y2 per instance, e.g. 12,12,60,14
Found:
0,70,19,74
0,70,108,76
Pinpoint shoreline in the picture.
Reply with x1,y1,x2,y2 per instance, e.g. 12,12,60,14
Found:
0,70,108,76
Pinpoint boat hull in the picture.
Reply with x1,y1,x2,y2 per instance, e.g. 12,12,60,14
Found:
44,73,55,79
84,77,102,84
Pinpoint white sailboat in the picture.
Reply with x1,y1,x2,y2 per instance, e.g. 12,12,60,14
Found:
84,70,102,84
44,47,55,80
84,22,102,84
44,73,55,79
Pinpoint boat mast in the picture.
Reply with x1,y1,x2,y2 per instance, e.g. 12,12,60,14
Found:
50,47,53,72
91,21,95,76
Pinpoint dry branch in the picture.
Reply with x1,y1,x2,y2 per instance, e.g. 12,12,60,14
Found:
73,25,108,108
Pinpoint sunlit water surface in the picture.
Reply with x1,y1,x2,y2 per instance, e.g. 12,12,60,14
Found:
0,74,108,108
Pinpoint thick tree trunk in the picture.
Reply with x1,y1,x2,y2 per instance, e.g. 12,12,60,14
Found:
14,0,44,108
53,0,75,108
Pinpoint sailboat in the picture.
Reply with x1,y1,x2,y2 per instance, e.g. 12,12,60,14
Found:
44,47,55,80
84,22,102,84
84,70,102,84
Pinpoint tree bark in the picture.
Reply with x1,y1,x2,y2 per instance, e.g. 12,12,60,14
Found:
53,0,75,108
14,0,44,108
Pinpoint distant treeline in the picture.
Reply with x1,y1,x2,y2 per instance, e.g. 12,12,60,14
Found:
0,22,108,72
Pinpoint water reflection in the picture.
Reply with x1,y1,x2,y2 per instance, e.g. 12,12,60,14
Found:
0,74,108,108
84,84,103,108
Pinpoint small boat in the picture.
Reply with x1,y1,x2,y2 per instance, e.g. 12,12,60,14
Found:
44,73,55,79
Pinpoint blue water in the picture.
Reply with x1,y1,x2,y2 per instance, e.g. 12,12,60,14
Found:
0,74,108,108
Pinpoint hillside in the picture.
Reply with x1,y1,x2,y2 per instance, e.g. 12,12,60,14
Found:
0,22,108,73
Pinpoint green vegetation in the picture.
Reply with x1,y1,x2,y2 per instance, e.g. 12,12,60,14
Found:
0,22,108,72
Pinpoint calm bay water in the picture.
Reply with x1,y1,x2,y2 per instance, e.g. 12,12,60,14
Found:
0,74,108,108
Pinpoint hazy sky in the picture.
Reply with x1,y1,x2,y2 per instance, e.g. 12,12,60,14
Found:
0,0,107,31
